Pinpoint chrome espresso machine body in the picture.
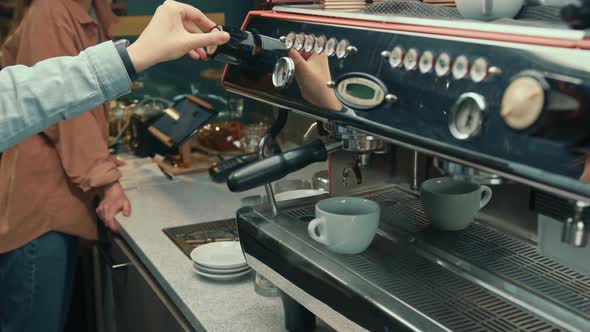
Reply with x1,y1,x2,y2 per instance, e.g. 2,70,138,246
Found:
218,7,590,332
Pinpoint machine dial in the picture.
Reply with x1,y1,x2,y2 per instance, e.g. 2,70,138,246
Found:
284,32,296,49
404,48,419,71
452,55,469,80
315,35,327,54
501,76,546,130
389,46,404,68
471,57,489,82
294,33,305,51
336,39,351,59
272,57,295,89
304,34,316,53
419,51,434,74
325,37,338,57
435,53,452,77
449,93,486,140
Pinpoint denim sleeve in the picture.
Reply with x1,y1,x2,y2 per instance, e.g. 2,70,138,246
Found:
0,41,131,152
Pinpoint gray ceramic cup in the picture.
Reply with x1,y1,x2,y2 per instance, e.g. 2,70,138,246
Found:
308,197,380,254
420,177,492,231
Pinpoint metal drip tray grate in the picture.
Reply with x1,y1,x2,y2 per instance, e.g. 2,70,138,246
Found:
272,186,590,331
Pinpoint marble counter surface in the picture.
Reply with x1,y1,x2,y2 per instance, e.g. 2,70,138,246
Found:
117,159,329,331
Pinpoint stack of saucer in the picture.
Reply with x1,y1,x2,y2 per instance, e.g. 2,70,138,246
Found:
190,241,251,281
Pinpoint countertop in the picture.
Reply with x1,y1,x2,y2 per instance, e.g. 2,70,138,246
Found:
117,158,329,331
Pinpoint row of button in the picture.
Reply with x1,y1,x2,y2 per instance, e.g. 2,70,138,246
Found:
282,32,356,59
382,47,492,82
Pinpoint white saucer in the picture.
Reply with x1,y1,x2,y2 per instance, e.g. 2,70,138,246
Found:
193,262,249,274
192,265,252,281
190,241,247,269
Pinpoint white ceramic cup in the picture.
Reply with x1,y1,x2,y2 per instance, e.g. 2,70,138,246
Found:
307,197,380,255
455,0,525,21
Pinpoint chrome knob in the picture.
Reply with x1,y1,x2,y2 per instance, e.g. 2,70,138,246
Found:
562,201,589,248
279,36,287,43
326,81,336,88
488,66,503,76
385,94,398,104
381,50,391,58
346,46,358,56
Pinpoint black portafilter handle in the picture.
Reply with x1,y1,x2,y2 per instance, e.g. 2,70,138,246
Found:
562,0,590,29
227,139,329,192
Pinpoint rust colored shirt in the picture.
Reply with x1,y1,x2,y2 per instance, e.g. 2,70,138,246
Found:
0,0,121,253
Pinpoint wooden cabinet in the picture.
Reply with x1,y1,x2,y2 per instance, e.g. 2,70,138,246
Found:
94,237,194,332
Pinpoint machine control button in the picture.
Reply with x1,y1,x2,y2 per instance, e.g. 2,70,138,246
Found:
452,55,469,80
389,46,404,68
419,51,434,74
501,76,545,130
346,46,358,56
488,66,503,76
449,93,486,140
315,35,327,54
304,34,316,53
294,33,305,51
326,81,336,88
336,39,351,59
435,53,452,77
284,32,296,49
279,36,287,43
272,57,295,89
470,57,489,82
325,37,338,57
385,94,398,103
404,48,419,71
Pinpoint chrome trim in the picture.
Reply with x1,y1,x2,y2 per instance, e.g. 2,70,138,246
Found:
272,57,295,89
448,92,486,140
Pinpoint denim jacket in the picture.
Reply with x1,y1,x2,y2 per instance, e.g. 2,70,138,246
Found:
0,41,131,153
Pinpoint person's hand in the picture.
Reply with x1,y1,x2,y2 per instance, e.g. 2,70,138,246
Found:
289,50,342,111
127,0,230,72
97,182,131,232
110,156,126,168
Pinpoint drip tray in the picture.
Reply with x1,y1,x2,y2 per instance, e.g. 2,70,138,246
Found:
237,185,590,332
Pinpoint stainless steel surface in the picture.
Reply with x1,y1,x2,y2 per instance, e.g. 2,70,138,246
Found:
259,134,279,217
312,170,330,191
274,179,312,193
323,123,385,153
242,185,590,331
412,151,419,190
438,160,504,185
562,201,590,247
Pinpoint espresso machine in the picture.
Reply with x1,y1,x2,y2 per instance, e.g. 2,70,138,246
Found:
213,4,590,331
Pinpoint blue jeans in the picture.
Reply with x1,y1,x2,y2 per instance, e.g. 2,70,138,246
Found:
0,232,78,332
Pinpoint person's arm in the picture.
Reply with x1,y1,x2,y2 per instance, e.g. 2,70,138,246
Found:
0,41,130,153
0,0,229,153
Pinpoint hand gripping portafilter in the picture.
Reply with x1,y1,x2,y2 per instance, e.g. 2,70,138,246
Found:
206,25,288,66
227,138,342,192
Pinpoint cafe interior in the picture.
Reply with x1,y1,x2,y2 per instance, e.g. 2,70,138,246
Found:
0,0,589,331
